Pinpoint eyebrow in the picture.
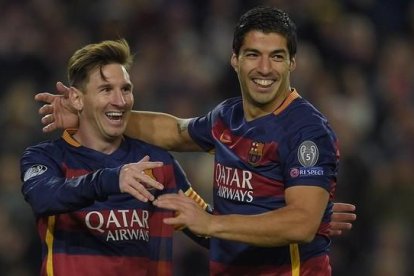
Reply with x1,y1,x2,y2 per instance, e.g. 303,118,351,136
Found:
243,48,288,55
97,82,132,90
97,83,112,90
123,83,133,90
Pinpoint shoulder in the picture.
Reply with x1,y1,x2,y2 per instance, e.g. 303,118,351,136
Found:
279,98,337,147
123,136,175,163
20,139,66,171
189,97,242,128
286,98,330,128
202,97,243,123
22,139,63,157
216,97,242,111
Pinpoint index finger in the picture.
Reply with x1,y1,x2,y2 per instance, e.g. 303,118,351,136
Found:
135,161,164,170
153,194,188,210
35,93,57,104
155,192,190,203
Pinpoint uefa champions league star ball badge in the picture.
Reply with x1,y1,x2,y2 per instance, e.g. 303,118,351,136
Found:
297,140,319,167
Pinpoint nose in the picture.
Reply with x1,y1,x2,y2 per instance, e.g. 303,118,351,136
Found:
257,57,271,74
112,89,127,106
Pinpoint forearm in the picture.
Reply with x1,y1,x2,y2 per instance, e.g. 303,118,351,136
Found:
208,206,322,247
155,185,329,246
125,111,202,151
23,168,120,216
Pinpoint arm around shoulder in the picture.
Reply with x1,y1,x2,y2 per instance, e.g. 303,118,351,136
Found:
125,111,202,152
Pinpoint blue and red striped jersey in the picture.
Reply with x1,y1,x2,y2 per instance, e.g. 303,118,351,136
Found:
188,90,339,275
20,130,194,276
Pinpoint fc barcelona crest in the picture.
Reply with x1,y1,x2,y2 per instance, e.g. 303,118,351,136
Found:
248,141,264,166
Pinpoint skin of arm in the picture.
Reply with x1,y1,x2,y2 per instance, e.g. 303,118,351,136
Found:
154,185,329,247
125,111,203,152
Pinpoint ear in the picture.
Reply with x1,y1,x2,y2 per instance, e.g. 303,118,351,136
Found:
289,57,296,72
69,86,83,111
230,53,238,72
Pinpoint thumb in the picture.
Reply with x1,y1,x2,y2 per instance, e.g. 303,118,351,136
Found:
56,81,70,96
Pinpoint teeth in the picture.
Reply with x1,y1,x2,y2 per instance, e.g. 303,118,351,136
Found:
253,79,274,86
106,112,124,120
106,112,123,117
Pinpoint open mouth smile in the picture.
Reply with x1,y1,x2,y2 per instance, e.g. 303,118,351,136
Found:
105,111,124,121
252,78,275,88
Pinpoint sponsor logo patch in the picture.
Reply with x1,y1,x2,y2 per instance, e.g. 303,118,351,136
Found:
24,164,48,181
290,167,324,178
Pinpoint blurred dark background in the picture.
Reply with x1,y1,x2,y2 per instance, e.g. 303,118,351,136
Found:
1,0,413,275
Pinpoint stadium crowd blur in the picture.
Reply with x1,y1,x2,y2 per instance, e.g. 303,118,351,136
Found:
1,0,413,275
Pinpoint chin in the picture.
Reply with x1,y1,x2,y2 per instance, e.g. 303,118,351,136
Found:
252,96,276,106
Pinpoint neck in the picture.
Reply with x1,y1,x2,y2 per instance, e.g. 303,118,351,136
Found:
73,131,122,154
243,88,292,121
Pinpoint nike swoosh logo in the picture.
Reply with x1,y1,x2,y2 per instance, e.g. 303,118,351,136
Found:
219,132,232,143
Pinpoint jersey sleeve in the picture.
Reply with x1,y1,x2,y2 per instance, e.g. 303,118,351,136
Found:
188,111,215,152
171,158,212,212
20,145,121,217
171,158,212,248
282,122,339,192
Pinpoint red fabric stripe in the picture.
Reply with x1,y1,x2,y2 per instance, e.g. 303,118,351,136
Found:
54,209,174,237
210,254,330,276
318,222,331,237
214,165,285,197
149,211,175,237
62,161,177,190
41,254,172,276
212,119,280,166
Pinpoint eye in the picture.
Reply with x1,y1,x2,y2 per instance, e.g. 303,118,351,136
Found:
271,52,288,61
122,86,132,94
244,51,259,58
100,86,111,93
272,54,285,61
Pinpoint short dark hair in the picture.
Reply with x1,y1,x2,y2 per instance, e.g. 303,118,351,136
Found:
232,6,297,58
68,39,133,90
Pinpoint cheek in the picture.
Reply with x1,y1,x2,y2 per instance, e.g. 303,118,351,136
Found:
126,95,134,106
237,65,250,78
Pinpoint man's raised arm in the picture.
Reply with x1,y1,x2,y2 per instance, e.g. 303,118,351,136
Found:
35,82,202,152
126,111,202,151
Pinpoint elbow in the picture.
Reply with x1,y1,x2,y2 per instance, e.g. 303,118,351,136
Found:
24,191,55,217
25,196,50,217
289,223,320,244
22,184,52,216
298,231,316,244
163,143,176,151
26,202,46,217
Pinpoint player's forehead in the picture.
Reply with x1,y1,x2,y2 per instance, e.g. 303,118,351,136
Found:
240,30,289,53
87,64,131,86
